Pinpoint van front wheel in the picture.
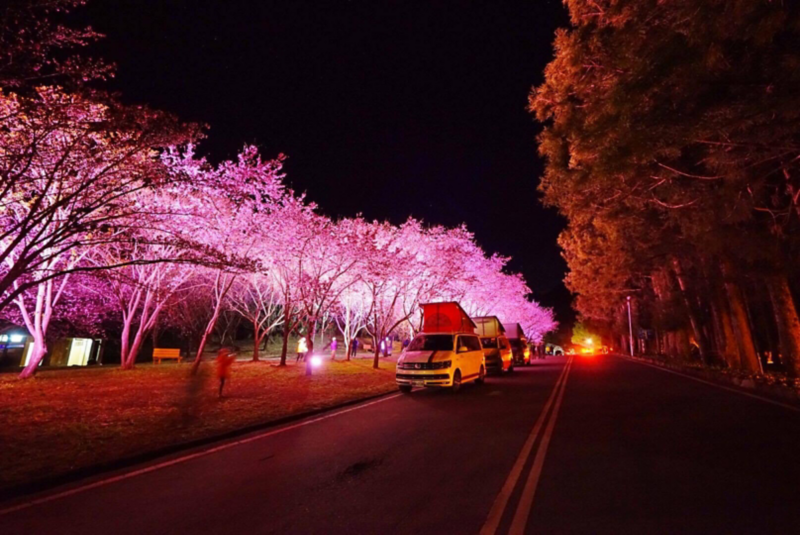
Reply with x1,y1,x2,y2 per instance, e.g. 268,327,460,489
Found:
451,370,462,393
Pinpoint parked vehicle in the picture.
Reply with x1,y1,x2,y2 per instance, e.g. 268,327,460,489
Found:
504,322,530,366
474,316,514,374
545,343,564,356
396,302,486,393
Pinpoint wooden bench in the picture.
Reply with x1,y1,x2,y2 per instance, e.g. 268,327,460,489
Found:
153,348,182,364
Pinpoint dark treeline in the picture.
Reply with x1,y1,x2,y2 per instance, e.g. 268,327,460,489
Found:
532,0,800,377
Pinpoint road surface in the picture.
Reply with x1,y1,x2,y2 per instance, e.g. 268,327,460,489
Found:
2,354,799,534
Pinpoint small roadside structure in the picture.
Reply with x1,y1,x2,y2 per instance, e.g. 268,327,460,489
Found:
0,324,30,368
0,323,105,370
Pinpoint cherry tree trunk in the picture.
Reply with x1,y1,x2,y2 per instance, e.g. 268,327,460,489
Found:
768,275,800,377
192,307,223,374
124,332,147,370
372,331,382,369
252,321,262,362
120,319,133,370
279,312,291,366
19,339,47,379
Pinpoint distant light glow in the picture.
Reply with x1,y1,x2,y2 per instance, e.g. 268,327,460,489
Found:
585,338,593,345
10,334,24,343
310,355,322,367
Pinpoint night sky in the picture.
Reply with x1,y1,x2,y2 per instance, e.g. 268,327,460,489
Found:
82,0,572,326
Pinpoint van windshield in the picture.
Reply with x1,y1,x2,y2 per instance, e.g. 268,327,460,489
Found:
481,337,498,348
408,335,454,352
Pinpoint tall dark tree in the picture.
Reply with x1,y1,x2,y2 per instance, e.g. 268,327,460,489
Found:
533,0,800,375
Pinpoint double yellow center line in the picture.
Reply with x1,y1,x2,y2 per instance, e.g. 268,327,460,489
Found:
481,356,574,535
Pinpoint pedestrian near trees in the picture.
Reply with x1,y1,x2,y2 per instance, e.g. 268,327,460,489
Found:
216,347,236,398
328,337,338,360
296,336,308,362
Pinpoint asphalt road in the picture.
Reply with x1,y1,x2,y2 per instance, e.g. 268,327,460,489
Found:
2,354,799,534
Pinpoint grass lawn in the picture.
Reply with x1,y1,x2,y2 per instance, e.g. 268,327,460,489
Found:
0,355,396,494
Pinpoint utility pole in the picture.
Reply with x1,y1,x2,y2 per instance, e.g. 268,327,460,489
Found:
627,296,634,357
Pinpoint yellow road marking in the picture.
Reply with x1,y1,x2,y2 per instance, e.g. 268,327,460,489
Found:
480,357,572,535
509,356,573,534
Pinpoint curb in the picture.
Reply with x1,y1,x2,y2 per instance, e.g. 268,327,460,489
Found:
0,387,397,504
618,354,800,408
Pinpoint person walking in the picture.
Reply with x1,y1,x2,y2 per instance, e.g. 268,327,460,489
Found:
296,336,308,363
329,337,338,361
216,347,236,398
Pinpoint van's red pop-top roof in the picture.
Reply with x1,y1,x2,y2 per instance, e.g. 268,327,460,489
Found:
420,302,477,334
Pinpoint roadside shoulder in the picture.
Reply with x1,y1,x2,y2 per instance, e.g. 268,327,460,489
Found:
617,354,800,412
0,387,397,505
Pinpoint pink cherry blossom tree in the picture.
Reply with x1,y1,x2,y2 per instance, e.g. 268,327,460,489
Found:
90,241,195,369
1,0,112,89
0,86,194,315
294,216,366,351
227,271,283,361
11,254,87,378
168,145,286,372
335,284,371,360
260,198,318,366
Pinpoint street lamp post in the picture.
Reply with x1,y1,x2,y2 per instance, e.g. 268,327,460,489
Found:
626,295,634,357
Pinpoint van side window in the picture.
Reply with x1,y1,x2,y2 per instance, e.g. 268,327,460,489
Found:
463,335,481,352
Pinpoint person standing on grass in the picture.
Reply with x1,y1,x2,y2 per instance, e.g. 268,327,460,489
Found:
216,347,236,398
329,337,338,361
350,337,359,357
296,336,308,362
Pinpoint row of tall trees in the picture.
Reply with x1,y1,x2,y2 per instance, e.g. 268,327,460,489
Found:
533,0,800,376
1,1,556,378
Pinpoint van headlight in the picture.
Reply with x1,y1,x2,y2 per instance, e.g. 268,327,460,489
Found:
435,360,452,370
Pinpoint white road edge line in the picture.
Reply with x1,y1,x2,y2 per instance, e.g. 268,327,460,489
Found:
0,392,403,516
621,356,800,413
480,357,572,535
509,356,573,535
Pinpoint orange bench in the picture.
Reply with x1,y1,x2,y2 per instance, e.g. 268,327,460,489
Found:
153,348,182,364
